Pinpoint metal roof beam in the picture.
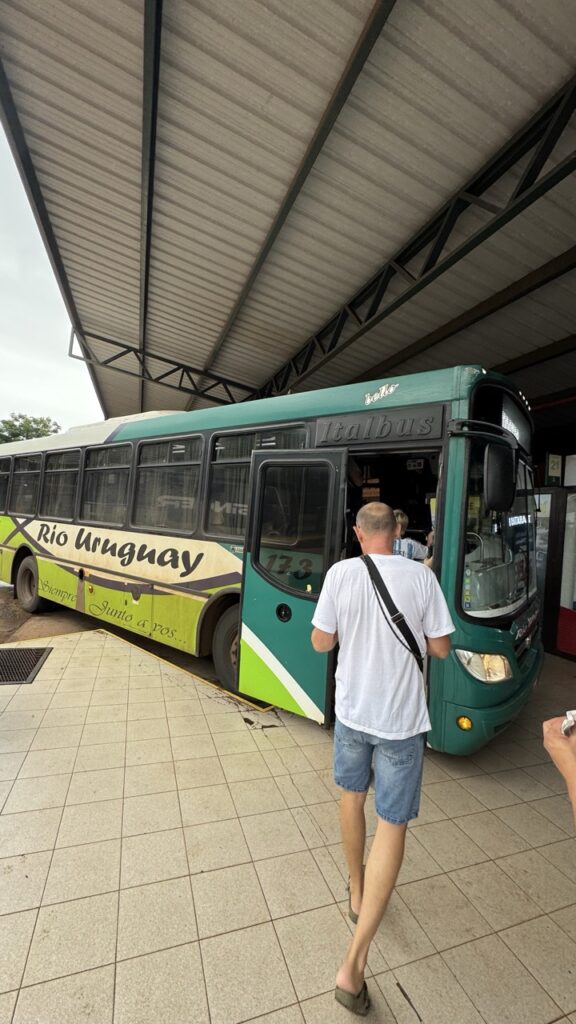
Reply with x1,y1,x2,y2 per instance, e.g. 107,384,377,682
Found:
0,56,107,416
494,332,576,375
251,75,576,399
353,244,576,382
531,386,576,413
69,331,253,406
512,79,576,200
459,192,505,216
192,0,397,400
138,0,164,413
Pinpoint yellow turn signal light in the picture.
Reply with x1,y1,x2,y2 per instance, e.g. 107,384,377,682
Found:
457,716,473,731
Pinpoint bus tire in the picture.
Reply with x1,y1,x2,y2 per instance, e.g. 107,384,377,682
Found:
16,556,49,614
212,605,239,692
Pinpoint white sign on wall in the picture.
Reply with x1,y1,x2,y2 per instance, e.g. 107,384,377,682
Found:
565,454,576,487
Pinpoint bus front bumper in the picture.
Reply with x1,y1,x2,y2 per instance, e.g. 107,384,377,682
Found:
434,649,544,756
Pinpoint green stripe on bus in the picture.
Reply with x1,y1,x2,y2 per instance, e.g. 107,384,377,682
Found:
239,638,305,717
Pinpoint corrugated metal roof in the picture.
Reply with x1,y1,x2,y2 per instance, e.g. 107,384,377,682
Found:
365,268,576,391
0,0,145,414
144,0,376,403
290,175,576,392
0,0,575,422
204,0,576,394
513,351,576,402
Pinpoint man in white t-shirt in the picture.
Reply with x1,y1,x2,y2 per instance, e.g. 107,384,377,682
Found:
311,502,454,1015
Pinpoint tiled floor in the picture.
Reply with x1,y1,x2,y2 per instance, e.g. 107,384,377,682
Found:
0,630,575,1024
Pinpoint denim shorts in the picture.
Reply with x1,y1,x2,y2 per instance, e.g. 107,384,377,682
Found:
333,718,425,825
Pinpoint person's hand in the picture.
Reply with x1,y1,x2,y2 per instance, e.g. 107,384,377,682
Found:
542,717,576,817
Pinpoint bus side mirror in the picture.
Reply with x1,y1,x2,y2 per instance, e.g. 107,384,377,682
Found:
484,443,515,511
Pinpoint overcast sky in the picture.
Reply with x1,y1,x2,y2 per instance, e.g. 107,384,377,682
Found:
0,126,103,432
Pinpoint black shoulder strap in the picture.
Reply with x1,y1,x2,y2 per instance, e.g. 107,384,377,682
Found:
362,555,424,673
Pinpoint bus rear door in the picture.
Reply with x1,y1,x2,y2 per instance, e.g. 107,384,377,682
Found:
238,449,347,724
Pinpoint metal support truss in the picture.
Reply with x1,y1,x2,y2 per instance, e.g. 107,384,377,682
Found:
138,0,163,413
69,331,254,406
355,244,576,382
252,75,576,400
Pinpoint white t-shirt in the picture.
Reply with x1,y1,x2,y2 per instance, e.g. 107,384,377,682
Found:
393,537,428,560
312,555,455,739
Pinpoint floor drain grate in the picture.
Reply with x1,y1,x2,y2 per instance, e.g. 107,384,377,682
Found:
0,648,52,684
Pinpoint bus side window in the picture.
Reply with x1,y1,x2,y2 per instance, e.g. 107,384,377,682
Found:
80,445,131,526
8,454,42,516
41,449,80,520
133,437,202,533
208,465,249,537
207,428,307,539
0,458,11,512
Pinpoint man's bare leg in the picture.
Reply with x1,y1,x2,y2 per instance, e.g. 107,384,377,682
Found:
336,818,407,995
339,790,367,918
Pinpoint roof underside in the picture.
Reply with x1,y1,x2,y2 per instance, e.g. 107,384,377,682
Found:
0,0,575,430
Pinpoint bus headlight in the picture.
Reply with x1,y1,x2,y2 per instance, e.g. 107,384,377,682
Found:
455,650,513,683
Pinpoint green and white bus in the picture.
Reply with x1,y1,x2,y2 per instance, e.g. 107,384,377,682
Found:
0,365,542,754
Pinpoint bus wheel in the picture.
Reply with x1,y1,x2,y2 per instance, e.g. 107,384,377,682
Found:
16,556,49,614
212,606,239,692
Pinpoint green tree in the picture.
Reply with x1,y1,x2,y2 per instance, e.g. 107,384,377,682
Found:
0,413,61,444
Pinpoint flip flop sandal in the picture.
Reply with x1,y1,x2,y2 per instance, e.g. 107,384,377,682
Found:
335,981,371,1016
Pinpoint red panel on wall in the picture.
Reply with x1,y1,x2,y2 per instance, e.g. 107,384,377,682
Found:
557,607,576,656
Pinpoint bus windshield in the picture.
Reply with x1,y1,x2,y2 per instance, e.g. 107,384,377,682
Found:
462,440,537,619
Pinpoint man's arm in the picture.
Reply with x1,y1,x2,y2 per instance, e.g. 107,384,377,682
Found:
311,627,338,652
425,634,451,659
543,717,576,822
422,570,455,658
310,565,338,653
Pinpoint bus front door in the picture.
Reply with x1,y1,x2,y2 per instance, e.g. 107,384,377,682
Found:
238,449,347,724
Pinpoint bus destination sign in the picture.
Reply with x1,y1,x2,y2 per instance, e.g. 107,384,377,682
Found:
315,404,444,447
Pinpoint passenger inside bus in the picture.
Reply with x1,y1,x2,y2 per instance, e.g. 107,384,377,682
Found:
256,452,440,591
393,509,429,560
344,451,438,560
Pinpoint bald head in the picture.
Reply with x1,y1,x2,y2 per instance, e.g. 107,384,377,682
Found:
356,502,397,536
